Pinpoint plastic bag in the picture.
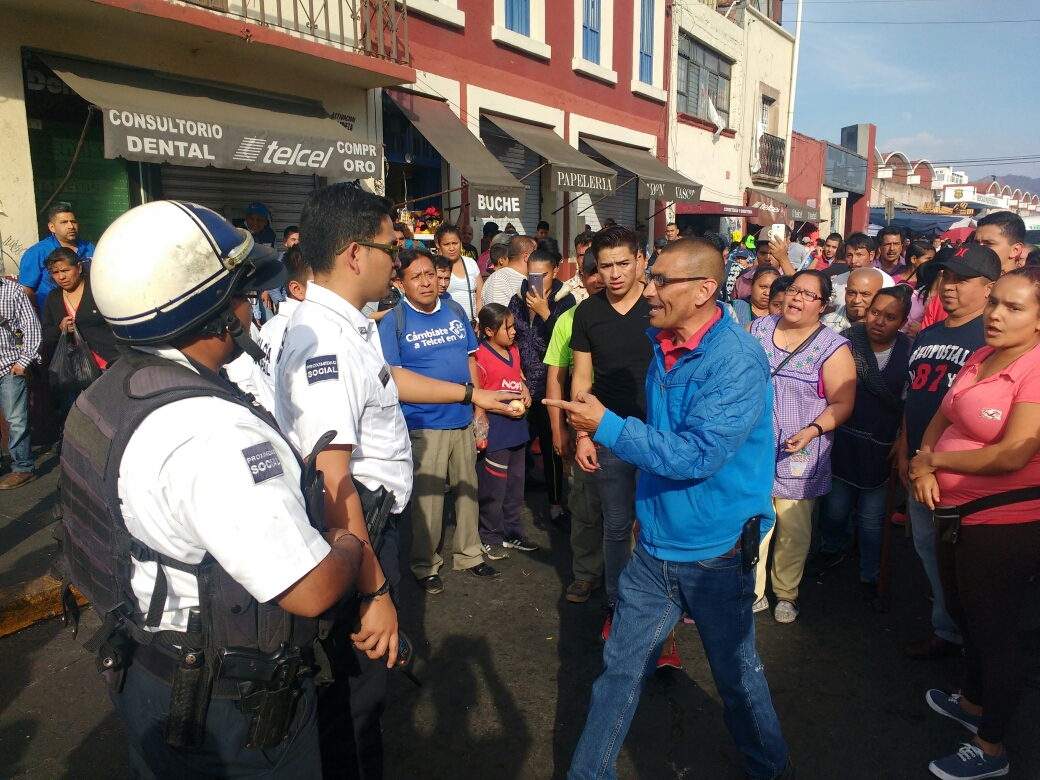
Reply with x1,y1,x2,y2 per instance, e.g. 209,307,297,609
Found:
473,415,489,451
49,325,101,395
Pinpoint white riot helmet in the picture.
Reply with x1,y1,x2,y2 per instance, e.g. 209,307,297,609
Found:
91,201,286,361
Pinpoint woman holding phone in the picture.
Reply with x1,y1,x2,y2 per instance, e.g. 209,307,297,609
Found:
509,250,576,525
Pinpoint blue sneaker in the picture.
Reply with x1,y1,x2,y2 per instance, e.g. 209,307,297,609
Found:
926,689,981,734
928,743,1008,780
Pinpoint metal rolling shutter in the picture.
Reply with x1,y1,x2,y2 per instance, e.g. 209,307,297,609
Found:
159,166,319,248
479,117,542,235
575,141,638,231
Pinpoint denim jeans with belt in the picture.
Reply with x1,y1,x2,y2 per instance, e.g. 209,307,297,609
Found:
908,487,962,645
0,374,33,472
568,543,789,780
818,479,890,583
593,447,638,604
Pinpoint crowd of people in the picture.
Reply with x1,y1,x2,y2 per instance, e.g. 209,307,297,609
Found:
2,190,1038,780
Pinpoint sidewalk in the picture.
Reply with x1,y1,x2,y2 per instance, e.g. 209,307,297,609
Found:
0,442,81,637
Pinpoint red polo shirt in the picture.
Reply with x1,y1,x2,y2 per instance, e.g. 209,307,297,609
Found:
656,307,723,372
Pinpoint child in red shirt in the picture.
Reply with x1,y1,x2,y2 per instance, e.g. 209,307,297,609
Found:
475,303,537,556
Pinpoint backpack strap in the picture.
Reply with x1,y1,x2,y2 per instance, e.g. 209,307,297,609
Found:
392,301,407,345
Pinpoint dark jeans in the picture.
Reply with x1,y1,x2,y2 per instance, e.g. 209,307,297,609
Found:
477,445,526,544
593,447,638,604
937,520,1040,744
528,400,563,506
568,543,789,780
318,524,401,780
110,664,321,779
0,373,32,472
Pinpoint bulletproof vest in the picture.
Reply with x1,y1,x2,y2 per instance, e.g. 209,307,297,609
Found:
56,347,324,697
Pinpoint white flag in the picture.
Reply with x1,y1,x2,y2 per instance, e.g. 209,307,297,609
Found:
707,97,724,142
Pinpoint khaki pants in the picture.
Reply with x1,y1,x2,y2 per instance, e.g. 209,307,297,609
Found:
408,426,484,578
756,497,816,603
568,459,603,584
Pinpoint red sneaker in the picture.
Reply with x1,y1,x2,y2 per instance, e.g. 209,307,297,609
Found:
601,605,615,642
656,639,682,671
891,511,907,526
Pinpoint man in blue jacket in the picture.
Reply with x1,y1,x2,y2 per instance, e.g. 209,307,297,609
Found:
546,238,793,780
18,204,94,313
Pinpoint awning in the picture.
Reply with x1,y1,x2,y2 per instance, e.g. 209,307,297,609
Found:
676,201,756,217
747,188,821,224
386,91,526,219
484,116,617,195
44,55,382,177
868,208,972,236
582,138,702,204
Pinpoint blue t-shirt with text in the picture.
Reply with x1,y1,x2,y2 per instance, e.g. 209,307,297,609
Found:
378,299,478,430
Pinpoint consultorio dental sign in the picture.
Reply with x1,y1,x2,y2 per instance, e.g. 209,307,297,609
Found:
103,109,383,175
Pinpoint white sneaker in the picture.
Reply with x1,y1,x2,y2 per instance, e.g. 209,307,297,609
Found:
774,600,799,624
752,596,769,613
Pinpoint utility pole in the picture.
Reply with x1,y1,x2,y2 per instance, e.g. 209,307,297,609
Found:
781,0,803,190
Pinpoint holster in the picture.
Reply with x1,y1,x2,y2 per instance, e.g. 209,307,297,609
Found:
933,506,962,546
164,651,212,748
218,644,307,750
351,478,396,557
741,517,761,574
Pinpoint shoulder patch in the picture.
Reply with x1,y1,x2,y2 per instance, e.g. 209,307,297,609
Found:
305,355,339,384
242,442,284,485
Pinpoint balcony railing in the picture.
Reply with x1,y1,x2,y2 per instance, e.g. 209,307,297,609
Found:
753,132,786,183
180,0,409,65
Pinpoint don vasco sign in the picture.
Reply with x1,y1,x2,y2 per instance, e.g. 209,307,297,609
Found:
103,109,383,176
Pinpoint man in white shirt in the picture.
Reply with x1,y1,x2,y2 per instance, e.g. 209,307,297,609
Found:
821,268,886,334
830,232,894,307
60,200,365,779
481,234,535,307
276,184,515,778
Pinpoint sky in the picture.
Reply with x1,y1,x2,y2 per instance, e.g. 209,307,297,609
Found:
780,0,1040,181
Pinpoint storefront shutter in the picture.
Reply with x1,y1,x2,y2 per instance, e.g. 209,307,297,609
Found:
574,141,638,231
479,117,542,235
159,165,319,248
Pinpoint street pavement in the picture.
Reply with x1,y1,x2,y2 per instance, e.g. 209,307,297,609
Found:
1,486,1038,779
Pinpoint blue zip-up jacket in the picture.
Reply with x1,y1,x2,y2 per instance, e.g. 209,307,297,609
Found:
593,305,776,562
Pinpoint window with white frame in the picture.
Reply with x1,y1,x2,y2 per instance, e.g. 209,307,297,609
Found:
638,0,654,84
583,0,601,64
676,33,732,127
493,0,550,58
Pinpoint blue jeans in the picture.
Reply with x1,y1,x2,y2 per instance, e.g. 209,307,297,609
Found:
0,373,32,472
568,544,789,780
908,487,962,644
818,479,889,583
593,447,638,604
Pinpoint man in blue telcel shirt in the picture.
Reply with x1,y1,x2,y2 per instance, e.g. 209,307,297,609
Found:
546,238,793,780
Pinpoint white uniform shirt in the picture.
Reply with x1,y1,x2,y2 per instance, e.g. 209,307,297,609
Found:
276,283,412,512
119,346,329,632
246,298,300,413
223,323,261,399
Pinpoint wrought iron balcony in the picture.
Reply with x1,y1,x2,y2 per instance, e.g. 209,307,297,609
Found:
753,132,786,184
180,0,409,65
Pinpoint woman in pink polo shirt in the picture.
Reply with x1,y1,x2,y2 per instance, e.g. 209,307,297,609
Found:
909,266,1040,780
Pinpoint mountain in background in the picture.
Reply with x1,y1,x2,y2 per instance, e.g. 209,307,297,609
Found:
990,174,1040,193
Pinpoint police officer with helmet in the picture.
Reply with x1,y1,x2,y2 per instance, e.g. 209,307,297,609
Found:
56,201,367,779
276,183,517,778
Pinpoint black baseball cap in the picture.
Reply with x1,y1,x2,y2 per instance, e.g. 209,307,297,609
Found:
932,243,1001,282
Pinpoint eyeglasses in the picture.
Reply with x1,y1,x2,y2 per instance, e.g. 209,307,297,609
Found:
647,274,707,288
335,241,400,263
784,286,823,303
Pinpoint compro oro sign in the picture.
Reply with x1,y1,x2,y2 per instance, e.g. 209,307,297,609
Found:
105,110,381,175
44,56,383,178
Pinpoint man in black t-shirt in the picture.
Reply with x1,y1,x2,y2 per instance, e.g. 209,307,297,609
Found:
894,244,999,660
571,226,653,641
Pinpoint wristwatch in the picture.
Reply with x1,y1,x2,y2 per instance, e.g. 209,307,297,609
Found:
459,382,474,405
